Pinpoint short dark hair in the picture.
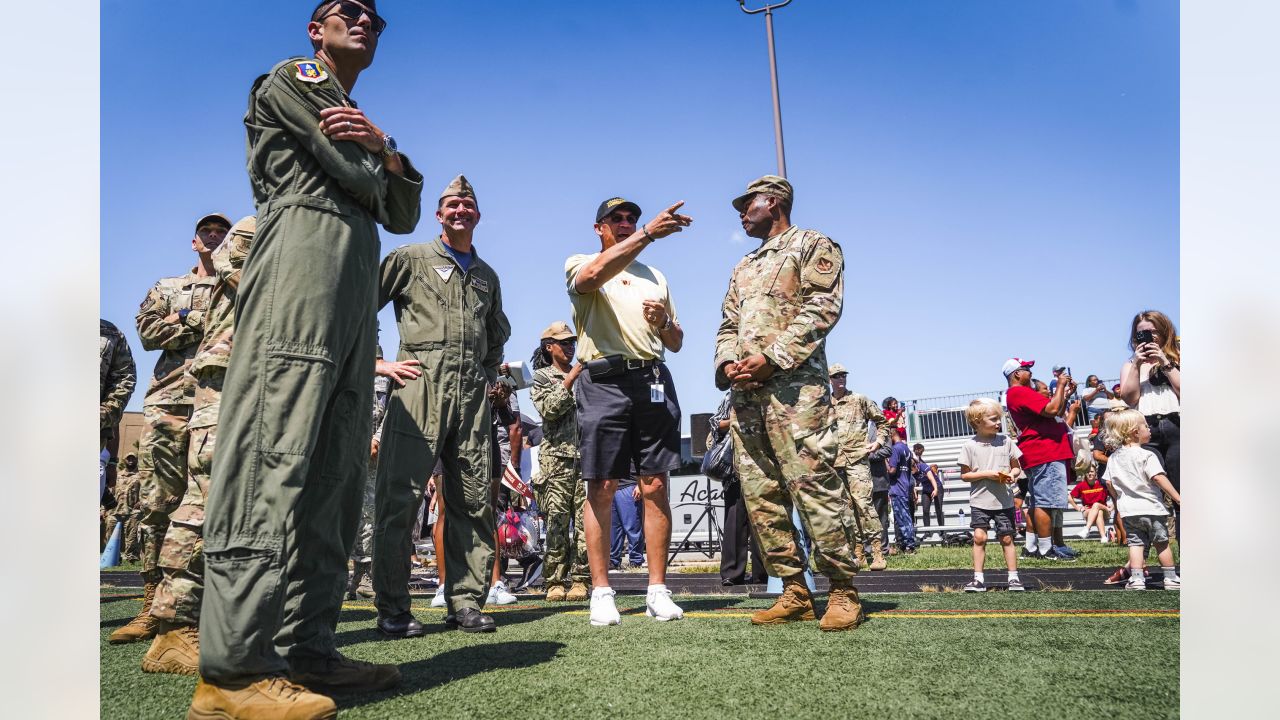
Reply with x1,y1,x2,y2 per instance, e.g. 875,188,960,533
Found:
312,0,377,21
310,1,379,49
912,443,924,452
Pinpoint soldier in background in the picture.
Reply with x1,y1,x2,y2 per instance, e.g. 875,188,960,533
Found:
111,212,229,645
140,216,254,676
829,364,890,571
715,175,863,632
529,321,590,602
347,372,392,599
99,319,136,449
372,175,509,637
113,453,144,562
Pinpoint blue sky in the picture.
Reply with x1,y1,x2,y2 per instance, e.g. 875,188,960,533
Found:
101,0,1179,424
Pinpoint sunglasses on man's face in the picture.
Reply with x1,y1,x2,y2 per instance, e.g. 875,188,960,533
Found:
324,1,387,36
556,339,577,348
605,213,638,224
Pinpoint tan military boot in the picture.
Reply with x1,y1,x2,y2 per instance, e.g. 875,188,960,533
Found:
819,583,866,632
750,578,816,625
288,653,400,694
853,543,866,569
565,581,590,602
545,584,567,602
142,622,199,675
868,539,887,571
110,581,160,644
187,675,336,720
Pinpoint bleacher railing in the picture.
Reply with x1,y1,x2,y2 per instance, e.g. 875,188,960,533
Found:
904,378,1119,441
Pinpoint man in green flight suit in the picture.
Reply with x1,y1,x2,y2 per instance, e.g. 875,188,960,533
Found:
192,2,424,718
371,174,511,637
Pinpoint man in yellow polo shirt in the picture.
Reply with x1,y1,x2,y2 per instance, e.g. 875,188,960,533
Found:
565,196,692,627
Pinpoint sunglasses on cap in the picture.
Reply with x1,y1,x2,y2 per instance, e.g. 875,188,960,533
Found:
321,1,387,36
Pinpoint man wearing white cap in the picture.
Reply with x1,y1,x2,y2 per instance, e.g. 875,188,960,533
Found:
1003,358,1077,560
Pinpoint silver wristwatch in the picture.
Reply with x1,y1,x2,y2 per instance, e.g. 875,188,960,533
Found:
378,134,398,160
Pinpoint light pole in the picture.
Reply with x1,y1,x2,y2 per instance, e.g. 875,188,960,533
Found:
737,0,793,178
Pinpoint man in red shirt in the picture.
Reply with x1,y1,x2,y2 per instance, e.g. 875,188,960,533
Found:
1003,358,1077,560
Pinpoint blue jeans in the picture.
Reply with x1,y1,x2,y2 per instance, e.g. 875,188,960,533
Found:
610,486,644,566
890,493,917,550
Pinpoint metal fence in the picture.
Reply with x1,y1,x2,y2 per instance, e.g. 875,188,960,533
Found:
904,378,1120,441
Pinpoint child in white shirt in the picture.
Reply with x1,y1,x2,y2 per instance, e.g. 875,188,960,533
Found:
1102,409,1182,590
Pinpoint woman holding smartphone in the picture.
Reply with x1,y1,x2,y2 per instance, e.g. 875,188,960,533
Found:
1118,310,1181,538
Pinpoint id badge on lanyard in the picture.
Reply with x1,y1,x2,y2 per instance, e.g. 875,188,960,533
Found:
649,366,664,404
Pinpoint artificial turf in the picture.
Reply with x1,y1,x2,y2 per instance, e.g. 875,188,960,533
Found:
101,590,1178,719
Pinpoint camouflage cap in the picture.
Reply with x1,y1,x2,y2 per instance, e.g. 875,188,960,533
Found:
194,212,232,232
440,175,477,204
731,174,793,213
828,363,848,376
540,321,576,341
595,197,642,223
228,215,256,238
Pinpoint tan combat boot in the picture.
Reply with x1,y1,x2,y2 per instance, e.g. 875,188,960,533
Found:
188,675,336,720
109,581,160,644
750,578,816,625
545,584,567,602
819,583,866,632
868,539,887,571
142,621,199,675
853,543,866,569
565,581,590,602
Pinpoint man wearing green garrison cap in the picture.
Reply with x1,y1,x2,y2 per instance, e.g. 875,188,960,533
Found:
371,174,512,637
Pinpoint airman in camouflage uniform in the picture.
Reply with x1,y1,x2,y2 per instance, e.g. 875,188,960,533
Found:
99,319,136,447
829,364,890,571
141,216,254,675
111,212,230,645
530,321,590,601
715,175,863,632
112,454,144,562
347,373,391,599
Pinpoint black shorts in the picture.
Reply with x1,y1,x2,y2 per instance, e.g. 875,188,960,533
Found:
575,361,681,481
970,507,1017,539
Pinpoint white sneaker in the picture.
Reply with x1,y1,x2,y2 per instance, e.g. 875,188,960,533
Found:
487,580,517,606
431,588,447,608
645,587,684,621
1162,577,1181,590
589,587,621,626
1124,577,1147,591
1077,527,1089,539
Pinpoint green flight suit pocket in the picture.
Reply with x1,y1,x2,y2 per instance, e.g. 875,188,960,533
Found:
261,342,337,459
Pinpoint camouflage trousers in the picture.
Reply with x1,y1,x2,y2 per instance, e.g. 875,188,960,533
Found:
534,454,588,586
730,383,860,581
350,460,378,563
151,424,215,625
839,462,881,545
107,512,143,560
138,403,193,582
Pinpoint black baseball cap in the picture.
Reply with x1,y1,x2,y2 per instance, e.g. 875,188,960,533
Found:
595,197,642,223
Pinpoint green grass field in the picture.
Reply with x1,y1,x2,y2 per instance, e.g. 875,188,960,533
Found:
101,589,1178,719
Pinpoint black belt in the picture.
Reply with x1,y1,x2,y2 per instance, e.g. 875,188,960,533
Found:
585,355,661,381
